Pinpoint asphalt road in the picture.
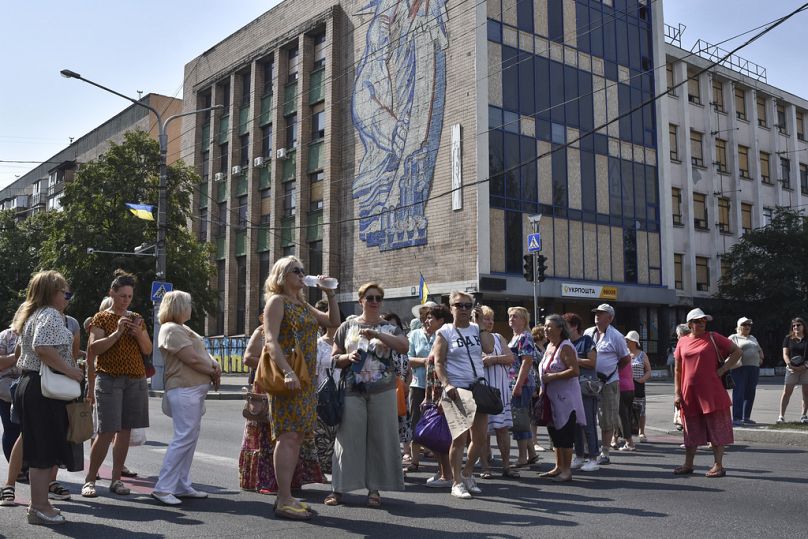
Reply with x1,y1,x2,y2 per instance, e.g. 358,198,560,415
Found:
1,388,807,538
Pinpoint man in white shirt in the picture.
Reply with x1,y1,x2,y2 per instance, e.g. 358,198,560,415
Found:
584,304,630,465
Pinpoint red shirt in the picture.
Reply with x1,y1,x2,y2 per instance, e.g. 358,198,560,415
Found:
674,332,732,416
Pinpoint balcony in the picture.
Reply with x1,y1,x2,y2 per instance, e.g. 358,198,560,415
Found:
235,231,247,257
235,175,248,197
260,94,273,126
282,150,297,182
307,140,324,172
216,237,226,260
202,123,211,148
217,181,228,202
30,192,46,207
218,114,230,144
238,105,250,136
307,211,323,242
309,68,325,105
283,82,297,116
199,183,208,210
257,227,271,252
281,216,295,246
259,165,271,190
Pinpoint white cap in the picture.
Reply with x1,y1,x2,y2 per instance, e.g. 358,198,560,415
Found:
737,317,753,327
686,308,713,323
625,330,641,344
591,303,615,317
411,301,438,318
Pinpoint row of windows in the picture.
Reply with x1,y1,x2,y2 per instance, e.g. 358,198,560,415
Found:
670,189,779,236
673,253,735,293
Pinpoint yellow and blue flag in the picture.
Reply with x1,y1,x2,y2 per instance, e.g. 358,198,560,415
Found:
126,203,155,221
418,273,430,304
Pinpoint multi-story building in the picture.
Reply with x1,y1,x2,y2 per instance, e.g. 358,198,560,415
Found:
660,28,808,323
0,94,182,218
182,0,680,359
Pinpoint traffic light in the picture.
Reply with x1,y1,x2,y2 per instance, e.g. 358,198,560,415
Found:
536,254,548,282
522,254,534,282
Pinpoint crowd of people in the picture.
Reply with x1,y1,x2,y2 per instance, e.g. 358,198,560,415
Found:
1,260,807,525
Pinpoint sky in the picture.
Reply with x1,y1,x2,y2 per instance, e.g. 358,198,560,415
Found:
2,0,807,191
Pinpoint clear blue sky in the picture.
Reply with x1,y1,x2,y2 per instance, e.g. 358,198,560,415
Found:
1,0,806,190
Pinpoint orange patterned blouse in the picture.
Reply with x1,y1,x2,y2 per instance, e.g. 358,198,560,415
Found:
91,310,147,378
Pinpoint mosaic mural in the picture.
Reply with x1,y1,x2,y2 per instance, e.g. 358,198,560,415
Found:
351,0,449,251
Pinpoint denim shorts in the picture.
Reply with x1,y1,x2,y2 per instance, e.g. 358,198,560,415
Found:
95,373,149,433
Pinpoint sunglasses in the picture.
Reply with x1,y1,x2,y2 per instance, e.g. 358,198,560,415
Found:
691,318,707,324
289,267,306,276
741,323,752,327
64,291,74,301
793,324,803,328
364,295,383,303
452,302,474,310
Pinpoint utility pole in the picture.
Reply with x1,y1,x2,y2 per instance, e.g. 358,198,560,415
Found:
527,214,542,325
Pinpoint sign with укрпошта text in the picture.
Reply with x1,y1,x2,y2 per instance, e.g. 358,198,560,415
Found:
561,283,618,300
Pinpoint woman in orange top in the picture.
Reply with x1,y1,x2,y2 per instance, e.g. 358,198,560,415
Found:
82,270,152,498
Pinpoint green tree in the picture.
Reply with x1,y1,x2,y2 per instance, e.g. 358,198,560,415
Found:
37,130,215,333
717,207,808,362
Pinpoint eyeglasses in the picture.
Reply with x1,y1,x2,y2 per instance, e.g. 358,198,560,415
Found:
364,295,383,303
741,323,752,327
793,324,803,328
63,291,74,301
289,267,305,276
452,302,474,310
691,318,707,324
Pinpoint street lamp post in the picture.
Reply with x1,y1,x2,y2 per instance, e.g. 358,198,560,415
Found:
61,69,222,390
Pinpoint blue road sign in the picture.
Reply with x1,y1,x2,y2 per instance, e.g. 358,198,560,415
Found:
151,281,174,303
527,232,542,253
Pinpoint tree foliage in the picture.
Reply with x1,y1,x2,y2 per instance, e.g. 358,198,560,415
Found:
4,130,215,333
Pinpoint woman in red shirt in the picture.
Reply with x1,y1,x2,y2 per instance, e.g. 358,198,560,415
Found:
673,308,741,477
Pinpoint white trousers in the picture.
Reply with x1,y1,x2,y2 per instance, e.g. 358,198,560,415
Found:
154,384,208,494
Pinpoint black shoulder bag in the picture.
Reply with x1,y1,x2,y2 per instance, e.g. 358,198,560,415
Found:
457,326,503,415
317,367,346,426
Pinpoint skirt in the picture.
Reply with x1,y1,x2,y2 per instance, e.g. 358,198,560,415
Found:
16,371,76,470
484,364,512,432
682,408,734,448
314,416,338,475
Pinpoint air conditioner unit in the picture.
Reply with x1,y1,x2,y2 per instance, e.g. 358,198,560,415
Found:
214,172,225,182
231,165,242,176
276,148,288,160
253,156,265,168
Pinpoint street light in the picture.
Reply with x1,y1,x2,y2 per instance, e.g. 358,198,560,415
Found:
62,68,222,389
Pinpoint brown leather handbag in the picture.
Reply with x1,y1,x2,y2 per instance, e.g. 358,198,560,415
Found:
255,338,311,396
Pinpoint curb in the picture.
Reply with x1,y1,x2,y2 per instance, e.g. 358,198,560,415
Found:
148,390,244,401
646,425,808,448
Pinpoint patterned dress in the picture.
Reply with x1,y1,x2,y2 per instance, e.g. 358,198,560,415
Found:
394,352,412,443
485,334,513,432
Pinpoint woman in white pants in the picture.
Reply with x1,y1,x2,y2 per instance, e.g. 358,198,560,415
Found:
152,291,221,505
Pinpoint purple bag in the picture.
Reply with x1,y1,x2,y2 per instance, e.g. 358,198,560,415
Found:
413,402,451,454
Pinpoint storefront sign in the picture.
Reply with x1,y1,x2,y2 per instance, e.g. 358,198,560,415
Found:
561,283,618,300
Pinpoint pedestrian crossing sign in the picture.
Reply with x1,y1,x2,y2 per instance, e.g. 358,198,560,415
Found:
527,233,542,253
151,281,174,303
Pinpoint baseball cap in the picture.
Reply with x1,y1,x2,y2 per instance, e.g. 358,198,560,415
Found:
686,308,713,323
591,303,615,317
737,317,752,326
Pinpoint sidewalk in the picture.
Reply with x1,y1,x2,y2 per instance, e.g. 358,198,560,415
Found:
644,379,808,447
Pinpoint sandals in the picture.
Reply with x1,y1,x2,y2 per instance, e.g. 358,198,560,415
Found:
404,462,419,472
480,471,494,479
367,491,382,508
1,486,15,506
705,468,726,478
121,466,138,478
324,493,342,506
48,481,71,501
109,480,130,495
81,481,97,498
275,502,312,520
539,471,561,478
673,466,694,475
502,468,520,478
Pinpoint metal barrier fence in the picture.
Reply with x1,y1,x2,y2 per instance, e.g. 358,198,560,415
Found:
205,335,250,373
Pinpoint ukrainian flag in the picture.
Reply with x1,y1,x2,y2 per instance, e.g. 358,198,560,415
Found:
418,273,429,304
126,203,155,221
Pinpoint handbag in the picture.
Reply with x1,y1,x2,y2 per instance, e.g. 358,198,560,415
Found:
39,363,81,401
396,377,407,417
413,402,451,454
457,327,503,415
66,399,94,443
789,340,808,367
579,375,604,397
316,369,344,426
243,390,270,423
532,392,553,427
708,332,735,390
255,322,311,396
511,404,531,431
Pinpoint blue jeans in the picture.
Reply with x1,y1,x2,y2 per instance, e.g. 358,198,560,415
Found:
574,394,599,458
731,366,760,421
0,399,21,462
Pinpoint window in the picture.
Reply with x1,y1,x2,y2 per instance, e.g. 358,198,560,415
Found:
240,71,251,107
720,257,732,282
687,69,701,104
797,110,805,141
741,203,752,235
217,201,227,237
288,46,299,81
777,102,787,134
696,256,710,292
239,134,249,168
738,145,750,178
236,256,246,335
760,151,771,184
201,150,210,179
801,163,808,195
780,157,792,189
674,253,683,290
286,114,298,149
283,182,296,217
712,79,725,112
311,103,325,140
221,81,231,117
669,124,679,161
693,192,708,229
313,33,326,70
262,58,275,96
219,142,229,174
715,138,728,173
757,95,767,127
666,64,677,96
237,195,248,229
198,208,208,242
261,125,273,158
690,130,704,167
763,207,773,226
672,187,683,226
718,197,730,233
310,171,324,210
216,260,225,335
735,87,746,120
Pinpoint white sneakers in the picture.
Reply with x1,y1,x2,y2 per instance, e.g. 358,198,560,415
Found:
777,416,785,424
570,456,585,469
151,491,182,506
426,474,452,488
176,488,208,499
451,483,472,499
580,459,600,472
462,474,482,494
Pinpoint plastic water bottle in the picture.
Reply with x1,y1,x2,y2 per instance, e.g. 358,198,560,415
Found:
302,275,339,289
353,336,369,373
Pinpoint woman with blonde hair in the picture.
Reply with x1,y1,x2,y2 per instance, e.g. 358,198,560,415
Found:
263,256,339,519
508,306,538,467
151,291,221,505
12,271,83,525
326,282,408,507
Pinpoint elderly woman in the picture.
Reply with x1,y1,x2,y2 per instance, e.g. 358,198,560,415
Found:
12,271,84,525
778,317,808,424
476,305,515,479
507,307,538,467
627,331,652,442
538,314,585,483
327,282,408,507
674,308,741,477
263,256,339,519
729,317,764,426
83,270,152,498
151,291,221,505
564,313,598,472
433,291,494,499
422,304,454,488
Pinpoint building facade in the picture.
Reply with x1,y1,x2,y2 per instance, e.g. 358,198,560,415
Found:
0,94,182,218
